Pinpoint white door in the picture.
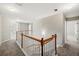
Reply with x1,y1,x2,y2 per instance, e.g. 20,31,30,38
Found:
66,20,77,42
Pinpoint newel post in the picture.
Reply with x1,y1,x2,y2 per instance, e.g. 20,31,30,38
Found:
21,33,23,48
54,34,57,55
41,38,44,56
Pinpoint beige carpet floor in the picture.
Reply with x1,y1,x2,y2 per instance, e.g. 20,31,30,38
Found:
0,40,25,56
1,40,79,56
57,43,79,56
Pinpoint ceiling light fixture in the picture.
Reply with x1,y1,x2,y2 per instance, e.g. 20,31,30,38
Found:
7,6,17,12
65,4,77,10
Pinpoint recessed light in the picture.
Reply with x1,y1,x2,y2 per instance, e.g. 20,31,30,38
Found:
10,8,16,11
65,4,77,10
7,6,17,12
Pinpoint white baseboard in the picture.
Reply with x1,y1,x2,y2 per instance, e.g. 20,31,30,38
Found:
0,39,28,56
16,41,29,56
1,39,10,45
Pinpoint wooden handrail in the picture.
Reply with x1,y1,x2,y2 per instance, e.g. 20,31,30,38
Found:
23,34,41,42
22,34,56,45
43,37,54,45
17,31,56,44
44,35,55,42
16,31,57,56
43,35,55,45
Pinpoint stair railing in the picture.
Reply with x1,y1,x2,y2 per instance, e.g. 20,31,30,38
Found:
16,31,57,56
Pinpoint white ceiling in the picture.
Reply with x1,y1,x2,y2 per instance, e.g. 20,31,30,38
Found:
0,3,79,21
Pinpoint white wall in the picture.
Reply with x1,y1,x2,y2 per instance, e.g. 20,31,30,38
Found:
9,20,18,40
77,20,79,40
33,13,65,46
1,15,33,42
1,16,11,42
0,16,2,44
1,16,18,42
